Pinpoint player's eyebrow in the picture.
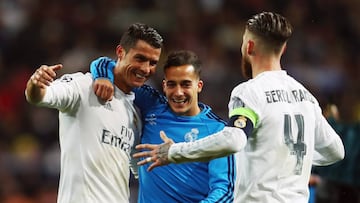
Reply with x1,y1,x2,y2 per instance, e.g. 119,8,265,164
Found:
134,54,158,65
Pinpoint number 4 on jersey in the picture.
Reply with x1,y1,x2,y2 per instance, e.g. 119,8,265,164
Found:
284,114,307,175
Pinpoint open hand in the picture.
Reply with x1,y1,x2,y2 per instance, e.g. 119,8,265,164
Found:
133,131,174,171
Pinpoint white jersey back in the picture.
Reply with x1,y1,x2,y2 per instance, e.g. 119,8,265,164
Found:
231,70,338,203
39,72,141,203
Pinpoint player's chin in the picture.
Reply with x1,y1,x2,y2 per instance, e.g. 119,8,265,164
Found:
169,102,188,114
171,108,187,115
132,78,147,87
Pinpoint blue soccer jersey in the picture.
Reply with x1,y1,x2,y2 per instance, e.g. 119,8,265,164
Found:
134,85,235,203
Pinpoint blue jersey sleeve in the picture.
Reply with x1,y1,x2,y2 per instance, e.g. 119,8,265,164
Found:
90,56,116,83
133,85,167,113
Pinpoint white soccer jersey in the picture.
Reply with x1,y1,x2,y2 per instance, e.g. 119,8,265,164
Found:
38,72,141,203
168,70,344,203
230,70,344,203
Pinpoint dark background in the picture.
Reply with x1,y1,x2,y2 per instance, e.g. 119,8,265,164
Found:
0,0,359,202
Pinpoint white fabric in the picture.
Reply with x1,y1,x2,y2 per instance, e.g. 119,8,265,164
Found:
39,72,141,203
229,70,344,203
168,126,247,163
168,70,344,203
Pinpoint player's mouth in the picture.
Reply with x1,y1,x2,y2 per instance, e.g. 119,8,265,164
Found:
135,72,147,79
171,98,188,104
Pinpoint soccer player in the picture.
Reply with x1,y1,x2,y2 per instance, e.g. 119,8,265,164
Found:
133,12,345,203
90,50,235,202
25,23,163,203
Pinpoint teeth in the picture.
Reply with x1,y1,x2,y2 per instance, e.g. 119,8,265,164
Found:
135,73,146,79
172,99,185,103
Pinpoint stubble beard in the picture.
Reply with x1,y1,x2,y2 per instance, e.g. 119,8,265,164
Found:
241,56,253,79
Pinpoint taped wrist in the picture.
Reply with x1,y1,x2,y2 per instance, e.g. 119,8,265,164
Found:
90,56,116,83
228,107,258,137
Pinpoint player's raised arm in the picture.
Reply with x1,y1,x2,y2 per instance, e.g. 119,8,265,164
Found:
25,64,63,104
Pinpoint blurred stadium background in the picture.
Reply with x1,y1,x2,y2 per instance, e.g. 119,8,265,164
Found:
0,0,359,202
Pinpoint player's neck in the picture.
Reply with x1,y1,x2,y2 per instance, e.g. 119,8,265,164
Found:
114,78,132,94
252,56,282,78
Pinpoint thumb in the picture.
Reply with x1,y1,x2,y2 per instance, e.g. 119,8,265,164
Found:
160,131,172,143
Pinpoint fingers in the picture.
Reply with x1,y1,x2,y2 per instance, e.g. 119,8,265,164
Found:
50,64,63,72
147,162,160,172
137,158,150,166
94,84,113,100
45,64,63,79
145,157,152,163
133,132,173,172
135,143,157,151
93,79,114,101
133,151,155,166
134,156,162,172
132,150,151,159
132,144,159,169
31,64,63,88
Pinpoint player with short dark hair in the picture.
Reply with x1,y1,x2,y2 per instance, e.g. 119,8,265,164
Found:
90,50,235,202
25,23,162,203
133,12,345,203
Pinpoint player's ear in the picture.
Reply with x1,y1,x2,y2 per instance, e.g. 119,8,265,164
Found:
162,79,166,91
116,45,126,60
281,43,287,55
247,40,255,55
197,80,203,93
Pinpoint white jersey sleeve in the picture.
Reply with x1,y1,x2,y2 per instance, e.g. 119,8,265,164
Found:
229,70,344,203
39,72,84,112
35,72,139,203
168,126,247,163
312,107,345,165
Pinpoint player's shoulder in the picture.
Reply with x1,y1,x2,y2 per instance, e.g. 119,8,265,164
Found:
134,84,167,103
56,72,90,83
53,72,92,93
230,80,257,99
199,103,226,124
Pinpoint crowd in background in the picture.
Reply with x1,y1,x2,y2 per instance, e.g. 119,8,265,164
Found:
0,0,359,202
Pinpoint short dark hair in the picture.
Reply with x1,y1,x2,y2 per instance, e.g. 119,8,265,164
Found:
246,12,292,51
119,23,163,51
163,50,202,78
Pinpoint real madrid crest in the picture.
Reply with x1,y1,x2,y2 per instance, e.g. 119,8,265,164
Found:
234,116,247,128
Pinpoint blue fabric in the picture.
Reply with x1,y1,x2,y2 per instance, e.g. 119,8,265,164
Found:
90,58,235,202
90,56,115,83
134,85,235,203
308,186,316,203
313,120,360,187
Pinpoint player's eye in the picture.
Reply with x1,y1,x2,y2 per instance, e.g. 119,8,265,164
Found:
166,82,176,88
149,60,158,66
181,81,192,88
